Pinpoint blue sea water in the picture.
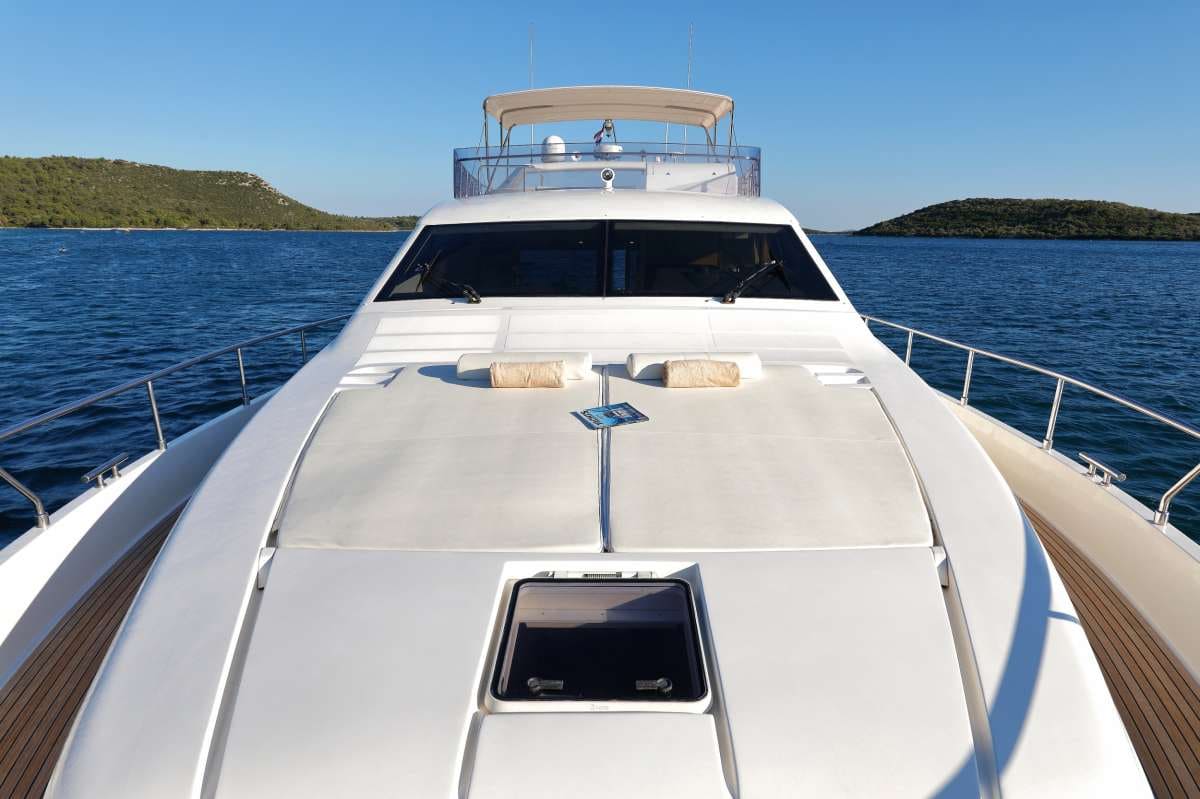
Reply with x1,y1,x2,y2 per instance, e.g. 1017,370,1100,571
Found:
0,229,1197,547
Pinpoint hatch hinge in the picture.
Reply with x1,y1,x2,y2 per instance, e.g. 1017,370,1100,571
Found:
256,546,277,590
536,570,655,580
931,546,949,588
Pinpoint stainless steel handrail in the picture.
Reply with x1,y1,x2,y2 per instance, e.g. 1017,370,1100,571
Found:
81,452,130,488
0,313,351,529
863,315,1200,528
1078,452,1126,487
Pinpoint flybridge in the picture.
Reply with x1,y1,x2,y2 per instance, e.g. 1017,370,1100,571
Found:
453,86,761,198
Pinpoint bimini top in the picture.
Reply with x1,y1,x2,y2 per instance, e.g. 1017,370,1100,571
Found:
461,86,754,198
484,86,734,131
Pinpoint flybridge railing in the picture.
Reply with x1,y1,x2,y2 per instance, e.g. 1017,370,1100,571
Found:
863,315,1200,528
452,142,761,199
0,313,351,530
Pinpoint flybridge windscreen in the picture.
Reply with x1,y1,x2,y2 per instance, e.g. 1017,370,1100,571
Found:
375,221,837,302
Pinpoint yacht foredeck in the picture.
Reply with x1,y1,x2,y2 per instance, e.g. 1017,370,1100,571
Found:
12,484,1199,796
34,114,1157,796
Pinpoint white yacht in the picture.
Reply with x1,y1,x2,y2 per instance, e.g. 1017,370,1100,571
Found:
2,86,1198,798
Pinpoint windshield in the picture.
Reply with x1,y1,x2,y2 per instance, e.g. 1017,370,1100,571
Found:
376,220,837,302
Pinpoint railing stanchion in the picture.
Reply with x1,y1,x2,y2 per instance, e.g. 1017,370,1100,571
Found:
236,348,249,406
1155,461,1200,527
0,466,49,529
905,331,914,365
1043,377,1065,450
960,350,975,406
300,329,308,363
146,380,166,451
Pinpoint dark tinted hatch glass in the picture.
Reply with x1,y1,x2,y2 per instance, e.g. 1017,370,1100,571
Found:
493,579,706,703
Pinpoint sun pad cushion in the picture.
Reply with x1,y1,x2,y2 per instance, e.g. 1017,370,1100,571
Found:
278,365,603,551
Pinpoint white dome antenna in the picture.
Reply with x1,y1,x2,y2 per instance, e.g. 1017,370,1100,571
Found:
541,135,565,163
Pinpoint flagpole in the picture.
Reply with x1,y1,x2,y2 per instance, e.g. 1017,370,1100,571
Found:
683,23,693,149
528,24,535,148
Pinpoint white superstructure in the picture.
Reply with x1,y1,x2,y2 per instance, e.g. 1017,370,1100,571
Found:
23,87,1156,797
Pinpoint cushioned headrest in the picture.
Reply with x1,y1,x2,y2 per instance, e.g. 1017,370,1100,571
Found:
664,359,740,388
626,352,762,380
490,361,565,388
458,352,592,381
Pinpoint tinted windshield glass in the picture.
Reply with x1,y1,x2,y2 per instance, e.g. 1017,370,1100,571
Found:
608,221,837,300
376,220,837,301
377,221,603,300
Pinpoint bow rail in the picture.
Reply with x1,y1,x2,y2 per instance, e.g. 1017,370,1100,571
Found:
863,315,1200,528
0,314,351,530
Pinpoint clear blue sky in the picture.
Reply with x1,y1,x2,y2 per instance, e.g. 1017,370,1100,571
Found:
3,0,1197,230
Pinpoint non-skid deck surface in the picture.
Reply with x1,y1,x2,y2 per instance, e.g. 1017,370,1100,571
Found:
1025,504,1200,798
0,509,178,798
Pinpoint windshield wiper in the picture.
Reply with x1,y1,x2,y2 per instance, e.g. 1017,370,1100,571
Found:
416,259,481,304
720,259,787,304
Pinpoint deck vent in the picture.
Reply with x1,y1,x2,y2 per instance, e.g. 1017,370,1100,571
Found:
337,364,403,390
805,364,871,388
491,579,708,710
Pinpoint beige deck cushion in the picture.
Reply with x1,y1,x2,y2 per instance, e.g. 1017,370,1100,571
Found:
490,360,565,388
278,364,602,551
606,365,931,550
627,351,762,380
663,359,740,388
458,351,592,381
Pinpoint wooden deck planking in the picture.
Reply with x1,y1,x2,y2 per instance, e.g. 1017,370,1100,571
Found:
0,510,178,798
1024,503,1200,799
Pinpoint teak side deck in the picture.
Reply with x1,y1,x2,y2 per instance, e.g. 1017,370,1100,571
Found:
1024,504,1200,799
0,505,1197,797
0,510,178,798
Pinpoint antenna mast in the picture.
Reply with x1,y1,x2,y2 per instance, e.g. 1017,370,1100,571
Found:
528,24,535,147
683,23,694,148
687,23,694,88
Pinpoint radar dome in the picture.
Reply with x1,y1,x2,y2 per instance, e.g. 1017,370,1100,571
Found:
541,135,566,163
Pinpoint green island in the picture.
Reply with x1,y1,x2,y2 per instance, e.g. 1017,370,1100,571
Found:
6,158,1199,240
856,198,1200,240
0,156,417,231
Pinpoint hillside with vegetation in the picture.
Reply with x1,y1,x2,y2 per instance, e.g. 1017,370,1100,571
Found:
0,156,418,230
857,198,1200,240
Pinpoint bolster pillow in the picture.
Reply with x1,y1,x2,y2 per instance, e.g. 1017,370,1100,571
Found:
663,359,740,388
490,361,565,388
458,351,592,381
626,352,762,380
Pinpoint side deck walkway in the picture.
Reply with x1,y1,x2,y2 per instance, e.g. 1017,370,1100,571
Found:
1025,503,1200,798
0,510,178,798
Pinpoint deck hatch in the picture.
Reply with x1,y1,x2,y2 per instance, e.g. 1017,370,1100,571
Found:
491,579,707,704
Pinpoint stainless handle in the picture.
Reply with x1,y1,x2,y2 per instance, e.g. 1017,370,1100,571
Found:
81,452,131,488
